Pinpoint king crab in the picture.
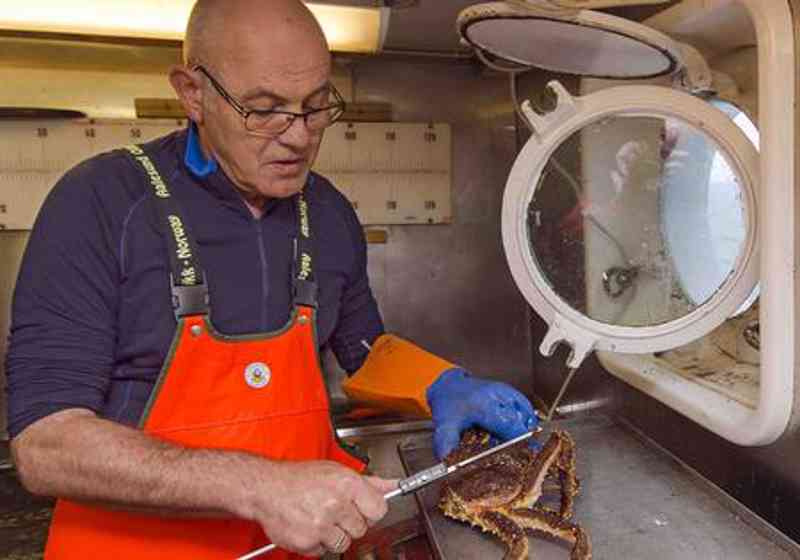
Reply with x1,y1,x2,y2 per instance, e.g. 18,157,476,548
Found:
439,429,591,559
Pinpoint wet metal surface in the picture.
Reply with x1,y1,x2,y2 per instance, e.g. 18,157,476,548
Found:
398,414,796,560
617,383,800,548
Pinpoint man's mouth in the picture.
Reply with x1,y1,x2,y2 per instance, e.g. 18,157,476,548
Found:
268,158,306,175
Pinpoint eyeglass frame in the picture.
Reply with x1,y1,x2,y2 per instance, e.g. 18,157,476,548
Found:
191,64,346,136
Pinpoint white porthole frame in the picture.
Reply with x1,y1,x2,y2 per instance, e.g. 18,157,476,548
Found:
503,81,760,368
457,2,684,80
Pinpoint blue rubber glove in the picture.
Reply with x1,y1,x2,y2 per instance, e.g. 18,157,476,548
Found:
427,368,539,460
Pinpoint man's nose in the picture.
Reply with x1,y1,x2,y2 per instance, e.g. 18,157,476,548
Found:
277,115,313,148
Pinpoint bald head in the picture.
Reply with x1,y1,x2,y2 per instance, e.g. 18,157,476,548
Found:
184,0,329,68
170,0,336,204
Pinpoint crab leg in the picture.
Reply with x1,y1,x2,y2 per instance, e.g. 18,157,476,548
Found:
553,431,580,521
479,510,530,560
509,508,592,560
511,432,565,510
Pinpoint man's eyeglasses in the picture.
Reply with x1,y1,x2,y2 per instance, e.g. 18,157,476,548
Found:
192,65,346,137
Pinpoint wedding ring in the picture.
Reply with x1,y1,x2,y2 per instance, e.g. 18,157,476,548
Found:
332,532,349,553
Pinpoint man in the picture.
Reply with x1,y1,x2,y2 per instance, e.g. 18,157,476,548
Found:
5,1,538,558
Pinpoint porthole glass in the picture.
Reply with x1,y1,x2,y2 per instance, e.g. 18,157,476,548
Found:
527,113,751,327
661,99,760,318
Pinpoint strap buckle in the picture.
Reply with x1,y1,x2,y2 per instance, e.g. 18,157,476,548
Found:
293,279,318,308
170,274,210,318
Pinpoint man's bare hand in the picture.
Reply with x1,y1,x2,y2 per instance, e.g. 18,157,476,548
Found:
13,411,397,556
238,461,397,556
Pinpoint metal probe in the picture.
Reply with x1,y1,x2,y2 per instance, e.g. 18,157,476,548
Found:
235,430,537,560
544,366,580,422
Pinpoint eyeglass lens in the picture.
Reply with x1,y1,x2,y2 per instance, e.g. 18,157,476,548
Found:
245,106,341,135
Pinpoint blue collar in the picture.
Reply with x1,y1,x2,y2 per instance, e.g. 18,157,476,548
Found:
184,123,219,178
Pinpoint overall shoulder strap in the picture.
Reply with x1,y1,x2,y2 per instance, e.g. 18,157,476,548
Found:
292,180,318,309
122,144,210,319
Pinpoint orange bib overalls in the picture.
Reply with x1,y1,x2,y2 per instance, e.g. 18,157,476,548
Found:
44,145,364,560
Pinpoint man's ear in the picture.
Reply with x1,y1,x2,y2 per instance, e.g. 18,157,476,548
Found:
169,65,204,124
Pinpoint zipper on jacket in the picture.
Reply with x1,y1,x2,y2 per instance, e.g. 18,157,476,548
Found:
255,220,269,331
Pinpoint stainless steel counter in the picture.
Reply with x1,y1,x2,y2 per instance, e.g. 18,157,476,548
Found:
398,414,799,560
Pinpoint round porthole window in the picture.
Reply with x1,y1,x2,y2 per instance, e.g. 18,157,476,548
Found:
529,112,751,328
503,84,760,366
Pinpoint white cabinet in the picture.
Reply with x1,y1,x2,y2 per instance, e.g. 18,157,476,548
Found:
0,119,452,229
42,123,90,171
0,124,43,171
315,122,453,225
0,172,49,230
0,118,187,230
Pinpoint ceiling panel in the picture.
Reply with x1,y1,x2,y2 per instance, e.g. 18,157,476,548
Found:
0,1,687,67
382,0,477,54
